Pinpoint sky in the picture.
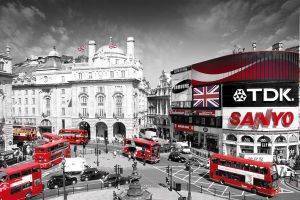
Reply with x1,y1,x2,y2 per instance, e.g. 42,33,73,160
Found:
0,0,299,87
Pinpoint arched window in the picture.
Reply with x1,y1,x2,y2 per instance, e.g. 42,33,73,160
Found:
97,96,104,106
241,136,254,143
289,134,298,143
226,134,237,142
45,97,50,116
275,136,287,143
257,136,271,143
80,96,88,106
0,62,4,71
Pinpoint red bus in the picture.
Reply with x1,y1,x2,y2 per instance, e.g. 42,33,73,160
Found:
210,153,279,197
42,132,61,142
122,138,160,163
33,139,71,169
13,127,37,142
0,162,43,200
58,129,89,145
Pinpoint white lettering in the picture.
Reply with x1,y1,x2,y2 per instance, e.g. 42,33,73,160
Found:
247,88,262,101
264,88,278,101
280,88,292,101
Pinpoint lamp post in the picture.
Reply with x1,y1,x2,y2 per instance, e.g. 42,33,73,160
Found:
61,159,67,200
104,130,108,154
187,155,193,200
96,138,99,166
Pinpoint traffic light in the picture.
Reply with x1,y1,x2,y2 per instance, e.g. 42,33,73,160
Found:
185,162,191,171
114,165,118,174
119,167,123,174
165,177,170,185
166,165,170,174
175,183,181,191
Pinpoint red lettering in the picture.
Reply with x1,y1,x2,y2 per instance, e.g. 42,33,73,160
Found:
254,112,270,127
229,112,240,126
272,112,284,127
282,112,294,127
240,112,254,126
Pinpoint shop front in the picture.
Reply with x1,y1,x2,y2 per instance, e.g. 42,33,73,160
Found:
173,123,194,144
194,126,222,153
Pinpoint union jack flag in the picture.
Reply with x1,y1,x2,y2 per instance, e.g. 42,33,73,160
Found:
193,85,220,108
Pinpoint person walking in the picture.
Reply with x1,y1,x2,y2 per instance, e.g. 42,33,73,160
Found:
113,150,117,158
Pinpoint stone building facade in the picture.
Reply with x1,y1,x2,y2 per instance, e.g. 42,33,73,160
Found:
0,45,13,150
12,37,150,142
147,70,171,139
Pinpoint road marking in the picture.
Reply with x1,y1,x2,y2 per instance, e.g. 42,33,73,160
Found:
241,191,244,196
193,171,208,184
208,182,214,189
173,169,184,176
221,186,228,196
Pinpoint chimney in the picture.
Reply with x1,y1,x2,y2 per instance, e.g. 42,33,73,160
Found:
252,42,256,51
272,42,284,51
5,44,10,56
127,37,135,59
88,40,96,65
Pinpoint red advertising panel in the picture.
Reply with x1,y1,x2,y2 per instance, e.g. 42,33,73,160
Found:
223,107,298,131
192,51,299,85
174,124,194,132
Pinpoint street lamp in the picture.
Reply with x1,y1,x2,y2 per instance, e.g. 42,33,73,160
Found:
96,138,100,166
187,155,193,200
61,159,67,200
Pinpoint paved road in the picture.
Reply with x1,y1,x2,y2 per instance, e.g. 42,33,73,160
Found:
145,153,300,200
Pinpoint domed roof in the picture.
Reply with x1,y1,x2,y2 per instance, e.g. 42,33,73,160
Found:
96,44,124,55
48,46,59,57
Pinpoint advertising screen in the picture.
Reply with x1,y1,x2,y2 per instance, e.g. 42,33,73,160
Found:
222,107,299,131
222,82,299,107
171,66,192,108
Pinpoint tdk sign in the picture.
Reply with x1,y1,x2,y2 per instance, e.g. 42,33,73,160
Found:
234,88,294,102
223,83,298,107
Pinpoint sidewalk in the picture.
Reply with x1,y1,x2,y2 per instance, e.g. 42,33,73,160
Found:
49,187,224,200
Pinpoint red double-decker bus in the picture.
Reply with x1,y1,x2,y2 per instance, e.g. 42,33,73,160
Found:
0,162,43,200
13,127,37,142
33,139,71,169
210,153,279,197
42,132,61,142
122,138,160,163
58,129,89,145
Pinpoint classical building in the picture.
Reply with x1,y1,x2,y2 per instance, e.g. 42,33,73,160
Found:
12,37,150,142
147,70,171,139
0,45,14,150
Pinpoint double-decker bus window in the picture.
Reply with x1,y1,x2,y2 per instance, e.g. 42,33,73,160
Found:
22,169,32,176
34,178,42,186
11,185,22,194
212,158,219,164
10,173,21,180
253,178,269,188
32,168,40,173
23,182,32,189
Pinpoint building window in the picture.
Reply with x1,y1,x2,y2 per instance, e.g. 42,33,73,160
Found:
61,89,65,94
97,96,104,106
82,108,87,116
79,73,82,79
81,87,87,93
25,98,28,105
25,107,28,115
44,76,48,82
61,97,65,104
12,107,15,115
115,95,123,116
18,107,21,115
97,86,104,93
121,70,125,78
32,108,35,115
80,96,88,106
62,108,66,116
61,76,65,82
110,71,114,78
32,98,35,105
18,98,21,104
12,98,15,104
0,62,4,71
32,90,35,95
25,90,28,95
12,90,15,96
89,72,92,79
46,98,50,116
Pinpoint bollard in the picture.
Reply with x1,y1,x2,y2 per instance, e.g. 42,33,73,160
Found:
73,186,75,194
200,185,203,193
87,183,89,191
57,188,60,196
243,194,245,200
214,188,216,196
228,191,230,200
42,190,45,200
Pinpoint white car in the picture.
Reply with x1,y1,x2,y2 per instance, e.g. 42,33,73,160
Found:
181,145,191,154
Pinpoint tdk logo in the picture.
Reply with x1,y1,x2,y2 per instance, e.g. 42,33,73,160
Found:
233,88,294,102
